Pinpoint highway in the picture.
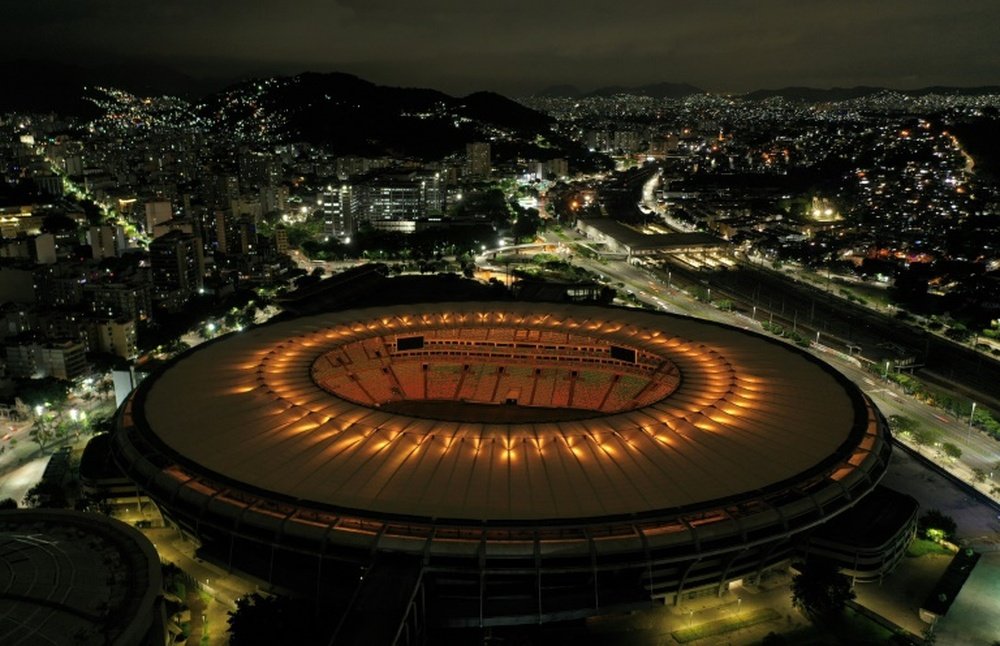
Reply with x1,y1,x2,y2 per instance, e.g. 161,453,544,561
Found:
529,229,1000,503
661,255,1000,412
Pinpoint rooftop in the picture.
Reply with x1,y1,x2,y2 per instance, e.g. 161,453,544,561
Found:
0,509,162,646
135,302,877,524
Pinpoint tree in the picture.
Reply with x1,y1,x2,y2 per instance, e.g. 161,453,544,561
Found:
23,480,69,509
16,378,71,407
512,208,541,242
888,415,917,435
0,498,17,510
918,510,957,541
941,442,962,460
29,412,59,453
790,559,855,620
911,427,941,447
945,323,972,343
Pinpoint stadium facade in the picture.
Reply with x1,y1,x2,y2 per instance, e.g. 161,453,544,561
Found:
114,302,892,630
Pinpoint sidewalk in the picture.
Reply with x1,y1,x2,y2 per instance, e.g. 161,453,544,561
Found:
137,526,263,646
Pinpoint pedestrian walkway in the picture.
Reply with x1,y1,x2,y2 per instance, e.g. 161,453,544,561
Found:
134,526,262,646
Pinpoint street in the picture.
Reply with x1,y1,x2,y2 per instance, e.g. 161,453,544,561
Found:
533,228,1000,506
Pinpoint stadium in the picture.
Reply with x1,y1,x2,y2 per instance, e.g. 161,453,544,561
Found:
113,301,891,634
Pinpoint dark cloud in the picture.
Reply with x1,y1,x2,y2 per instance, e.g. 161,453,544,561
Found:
3,0,998,94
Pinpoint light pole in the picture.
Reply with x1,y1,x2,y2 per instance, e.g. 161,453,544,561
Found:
968,401,976,445
752,305,757,321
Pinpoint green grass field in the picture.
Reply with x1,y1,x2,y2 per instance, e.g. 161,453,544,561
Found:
671,607,781,643
906,538,954,558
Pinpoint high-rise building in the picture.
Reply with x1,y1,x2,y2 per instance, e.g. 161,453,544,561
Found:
214,211,258,256
466,142,491,178
84,283,153,322
149,231,204,304
273,225,290,255
230,196,263,222
38,340,89,380
88,225,119,260
91,318,138,360
34,264,85,308
33,233,57,264
260,184,289,214
5,338,88,379
0,233,57,264
144,200,172,237
352,171,443,227
33,174,63,196
319,185,354,239
536,158,569,180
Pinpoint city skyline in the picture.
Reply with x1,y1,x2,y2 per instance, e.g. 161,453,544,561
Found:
3,3,1000,642
3,0,1000,95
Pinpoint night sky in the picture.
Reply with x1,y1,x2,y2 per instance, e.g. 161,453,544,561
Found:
4,0,999,95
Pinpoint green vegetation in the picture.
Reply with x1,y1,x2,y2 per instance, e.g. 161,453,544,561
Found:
944,322,972,343
918,509,957,542
776,606,897,644
791,560,855,620
941,442,962,460
671,607,780,643
911,427,942,447
906,538,954,558
888,415,917,435
26,405,94,454
12,378,71,408
23,479,69,509
866,363,1000,441
760,321,811,347
691,286,710,302
299,222,498,262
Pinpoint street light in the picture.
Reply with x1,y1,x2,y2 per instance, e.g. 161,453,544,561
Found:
968,401,976,445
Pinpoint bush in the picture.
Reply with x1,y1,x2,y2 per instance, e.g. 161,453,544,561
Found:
911,427,941,447
888,415,917,435
941,442,962,460
918,510,957,541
